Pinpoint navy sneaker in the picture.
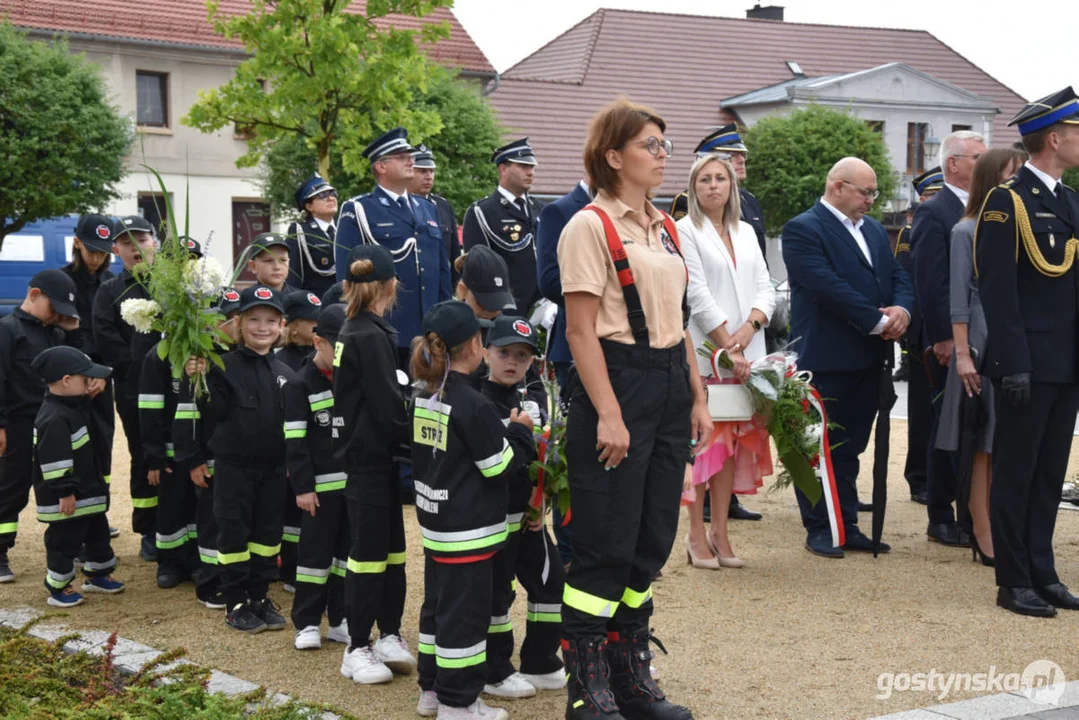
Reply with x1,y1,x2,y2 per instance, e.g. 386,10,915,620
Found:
139,535,157,562
251,597,286,630
82,576,125,594
225,603,267,633
48,587,85,607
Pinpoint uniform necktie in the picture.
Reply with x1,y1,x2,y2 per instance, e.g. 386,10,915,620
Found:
515,197,528,219
398,196,416,224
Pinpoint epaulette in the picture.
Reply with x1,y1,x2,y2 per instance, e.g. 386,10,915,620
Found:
741,188,757,199
1001,177,1017,188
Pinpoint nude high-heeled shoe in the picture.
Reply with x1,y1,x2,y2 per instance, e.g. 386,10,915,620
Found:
705,533,745,568
685,536,720,570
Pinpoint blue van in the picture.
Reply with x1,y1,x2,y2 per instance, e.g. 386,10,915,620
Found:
0,215,124,316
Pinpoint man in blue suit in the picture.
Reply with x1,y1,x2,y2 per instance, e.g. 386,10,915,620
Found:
335,127,451,368
910,131,985,547
782,158,914,558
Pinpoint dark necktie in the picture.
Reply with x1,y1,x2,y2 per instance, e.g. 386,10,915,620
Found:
327,224,336,242
398,196,415,226
515,197,528,218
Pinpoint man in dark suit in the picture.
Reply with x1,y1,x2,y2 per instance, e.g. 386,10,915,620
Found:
463,138,544,313
408,144,462,284
782,157,914,558
911,132,986,547
976,88,1079,617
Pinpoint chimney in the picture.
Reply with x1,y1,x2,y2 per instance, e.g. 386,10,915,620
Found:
746,4,784,21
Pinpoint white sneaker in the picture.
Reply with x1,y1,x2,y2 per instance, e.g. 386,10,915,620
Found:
417,689,439,717
437,698,509,719
340,645,393,684
373,633,417,675
483,671,536,698
520,668,566,690
326,620,350,644
294,625,321,650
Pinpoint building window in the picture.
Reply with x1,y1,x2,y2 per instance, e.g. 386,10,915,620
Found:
865,120,884,134
952,124,972,133
136,71,169,127
906,122,929,175
137,193,171,236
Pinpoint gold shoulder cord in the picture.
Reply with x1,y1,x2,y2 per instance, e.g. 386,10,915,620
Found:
1009,188,1079,277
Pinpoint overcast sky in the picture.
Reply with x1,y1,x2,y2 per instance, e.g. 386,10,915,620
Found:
452,0,1072,103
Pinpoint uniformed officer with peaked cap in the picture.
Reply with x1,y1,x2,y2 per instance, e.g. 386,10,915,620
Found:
409,144,462,284
288,173,339,299
462,137,545,314
975,86,1079,618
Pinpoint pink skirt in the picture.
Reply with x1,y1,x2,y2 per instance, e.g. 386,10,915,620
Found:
682,419,773,503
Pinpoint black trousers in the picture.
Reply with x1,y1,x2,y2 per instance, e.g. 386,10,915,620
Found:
926,357,958,524
291,490,349,630
344,476,406,645
214,461,286,608
280,483,301,585
154,460,198,575
193,470,219,599
115,392,155,536
0,418,35,553
418,553,493,708
561,342,690,640
904,352,930,495
991,382,1078,588
795,367,880,535
487,524,566,682
44,513,115,592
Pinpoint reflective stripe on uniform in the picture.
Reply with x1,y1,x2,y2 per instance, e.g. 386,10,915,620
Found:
308,390,334,411
248,541,280,557
488,614,512,634
156,526,191,550
46,567,76,589
330,557,347,577
131,496,158,509
282,526,301,543
347,557,387,574
475,439,513,478
83,557,116,572
40,459,74,480
174,403,200,420
435,640,487,669
417,632,436,655
314,472,347,492
386,551,406,566
507,511,524,533
0,521,17,535
217,549,250,565
419,521,508,553
37,495,108,522
187,523,198,540
563,584,619,618
527,602,562,623
138,394,165,409
296,565,330,585
199,547,218,565
621,585,653,609
165,442,175,458
284,421,307,439
70,426,90,450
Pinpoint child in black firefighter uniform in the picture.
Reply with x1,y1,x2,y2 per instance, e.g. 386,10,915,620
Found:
285,303,351,650
173,288,242,610
277,290,323,592
31,346,124,607
411,301,536,720
199,285,293,633
481,315,565,700
333,244,416,685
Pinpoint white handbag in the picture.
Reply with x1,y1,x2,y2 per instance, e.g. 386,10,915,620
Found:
706,348,754,422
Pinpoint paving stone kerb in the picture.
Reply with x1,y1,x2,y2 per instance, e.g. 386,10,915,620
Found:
0,606,340,720
868,679,1079,720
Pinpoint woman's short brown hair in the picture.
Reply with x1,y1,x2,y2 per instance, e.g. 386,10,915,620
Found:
583,98,666,197
964,147,1027,219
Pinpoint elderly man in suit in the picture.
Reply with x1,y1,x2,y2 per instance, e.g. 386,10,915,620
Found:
911,131,987,547
782,158,915,558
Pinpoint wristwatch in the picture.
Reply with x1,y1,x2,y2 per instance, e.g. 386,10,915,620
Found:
751,319,762,331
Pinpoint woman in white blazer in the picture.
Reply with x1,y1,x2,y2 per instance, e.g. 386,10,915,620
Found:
677,153,775,570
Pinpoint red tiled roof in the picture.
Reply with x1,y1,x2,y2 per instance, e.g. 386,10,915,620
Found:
5,0,494,74
491,9,1026,196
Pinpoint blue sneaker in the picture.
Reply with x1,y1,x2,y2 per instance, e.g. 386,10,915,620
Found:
82,576,125,594
47,587,85,607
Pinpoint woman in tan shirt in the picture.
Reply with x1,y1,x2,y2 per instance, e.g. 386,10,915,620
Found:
557,99,711,720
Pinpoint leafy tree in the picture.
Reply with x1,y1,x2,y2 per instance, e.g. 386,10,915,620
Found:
1062,167,1079,190
260,68,500,218
0,23,131,249
743,105,897,235
184,0,452,185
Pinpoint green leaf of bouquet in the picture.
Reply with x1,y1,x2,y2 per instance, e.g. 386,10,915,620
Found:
780,447,821,505
210,352,226,372
157,339,169,361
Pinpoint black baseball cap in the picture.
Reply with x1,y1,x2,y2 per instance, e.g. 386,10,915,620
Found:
75,214,115,253
32,346,112,384
347,244,395,283
486,315,538,352
421,301,480,350
322,282,344,306
179,236,203,258
214,287,242,316
250,232,289,257
29,269,79,319
315,303,347,343
114,215,155,239
461,246,515,311
285,290,323,322
238,285,286,314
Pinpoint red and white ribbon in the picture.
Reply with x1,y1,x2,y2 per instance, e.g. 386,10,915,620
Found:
806,387,845,548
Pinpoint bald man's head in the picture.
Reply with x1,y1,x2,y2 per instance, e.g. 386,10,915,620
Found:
824,156,878,223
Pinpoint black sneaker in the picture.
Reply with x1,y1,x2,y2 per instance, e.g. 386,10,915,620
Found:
109,526,120,538
198,590,227,610
225,603,267,633
156,566,183,589
139,535,158,562
0,554,14,584
251,597,286,630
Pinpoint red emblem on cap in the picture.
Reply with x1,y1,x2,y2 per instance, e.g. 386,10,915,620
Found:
254,287,273,300
307,293,321,306
95,224,110,239
186,239,196,249
513,320,532,336
223,290,240,302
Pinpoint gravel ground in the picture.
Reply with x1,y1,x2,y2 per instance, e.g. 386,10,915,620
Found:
0,415,1076,720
